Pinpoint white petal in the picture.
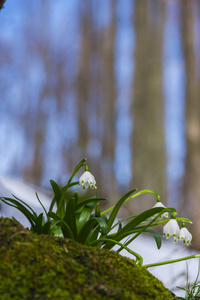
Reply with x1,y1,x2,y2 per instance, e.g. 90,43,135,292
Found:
152,202,168,219
79,171,97,190
179,227,192,246
163,219,180,239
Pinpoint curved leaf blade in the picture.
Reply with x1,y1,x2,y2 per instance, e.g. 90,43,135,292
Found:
76,197,106,212
63,196,77,238
77,217,108,244
107,189,137,231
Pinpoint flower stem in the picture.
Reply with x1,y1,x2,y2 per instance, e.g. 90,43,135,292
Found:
101,189,160,215
143,254,200,268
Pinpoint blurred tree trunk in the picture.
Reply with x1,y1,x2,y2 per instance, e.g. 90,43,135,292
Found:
180,1,200,249
23,1,50,186
129,0,167,213
76,2,91,157
101,0,117,200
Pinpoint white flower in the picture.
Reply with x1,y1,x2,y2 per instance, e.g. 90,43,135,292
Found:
163,219,180,243
179,227,192,246
79,171,97,190
152,202,168,219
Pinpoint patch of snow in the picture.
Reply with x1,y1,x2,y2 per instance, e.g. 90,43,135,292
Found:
0,175,52,227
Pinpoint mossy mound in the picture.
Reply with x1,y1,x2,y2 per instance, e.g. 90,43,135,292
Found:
0,217,174,300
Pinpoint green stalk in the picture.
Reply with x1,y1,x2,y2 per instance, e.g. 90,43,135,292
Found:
143,254,200,268
101,189,160,215
90,238,143,265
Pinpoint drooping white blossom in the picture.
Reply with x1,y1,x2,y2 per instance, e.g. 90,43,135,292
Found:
179,227,192,246
163,219,180,243
152,202,168,219
79,171,97,190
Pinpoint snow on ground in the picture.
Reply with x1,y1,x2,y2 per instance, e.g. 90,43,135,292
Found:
0,176,199,297
0,175,52,227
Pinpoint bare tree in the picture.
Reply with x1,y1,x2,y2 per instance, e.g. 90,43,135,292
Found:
180,0,200,249
100,0,117,200
129,0,167,213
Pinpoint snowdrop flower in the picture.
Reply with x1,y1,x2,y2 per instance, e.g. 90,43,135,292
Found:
179,227,192,246
152,202,168,219
163,219,180,243
79,171,97,190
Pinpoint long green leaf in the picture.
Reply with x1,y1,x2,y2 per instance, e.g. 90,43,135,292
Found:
90,238,143,265
103,207,174,250
116,207,174,237
50,219,75,239
33,213,44,234
49,180,62,212
77,217,108,244
107,189,137,231
117,208,176,252
144,229,162,249
76,197,106,211
0,197,36,227
42,221,52,235
61,181,79,191
87,226,100,244
12,195,36,215
36,192,48,218
63,196,77,238
47,211,61,221
106,228,161,250
77,203,95,232
67,158,87,184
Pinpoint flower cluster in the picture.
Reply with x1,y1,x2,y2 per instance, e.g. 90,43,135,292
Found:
163,219,192,245
151,200,192,246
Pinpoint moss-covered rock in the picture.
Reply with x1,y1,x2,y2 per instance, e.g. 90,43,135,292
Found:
0,217,174,300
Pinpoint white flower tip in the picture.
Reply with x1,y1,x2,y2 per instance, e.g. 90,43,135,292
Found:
79,171,97,191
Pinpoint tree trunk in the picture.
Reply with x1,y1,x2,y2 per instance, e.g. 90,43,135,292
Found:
101,0,117,201
180,0,200,249
129,0,167,213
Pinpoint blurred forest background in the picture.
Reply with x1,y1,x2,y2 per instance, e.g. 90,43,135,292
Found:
1,0,200,247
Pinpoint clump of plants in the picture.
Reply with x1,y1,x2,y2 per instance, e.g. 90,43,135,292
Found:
0,158,199,269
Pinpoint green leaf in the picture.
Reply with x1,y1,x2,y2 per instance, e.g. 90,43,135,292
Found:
107,189,137,231
0,197,36,227
77,203,95,232
33,213,44,234
50,219,75,239
47,211,61,221
68,158,87,184
63,196,77,238
12,195,36,215
103,207,174,250
61,181,79,191
36,192,48,218
76,197,106,211
87,226,100,244
90,238,143,265
117,207,174,237
55,188,67,219
77,217,108,244
49,180,62,212
42,221,52,235
144,229,162,249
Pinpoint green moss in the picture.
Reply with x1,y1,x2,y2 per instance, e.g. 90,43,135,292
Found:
0,217,174,300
